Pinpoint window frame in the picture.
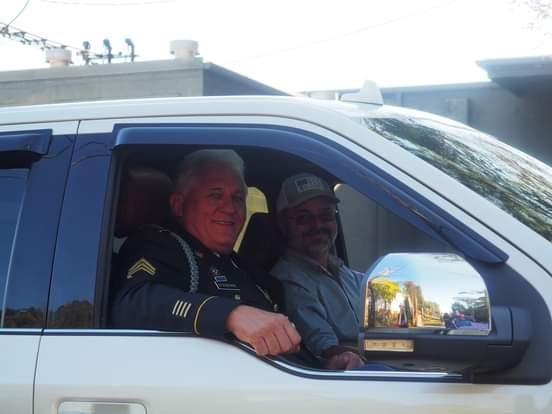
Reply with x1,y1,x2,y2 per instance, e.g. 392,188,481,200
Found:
0,129,75,330
0,167,28,328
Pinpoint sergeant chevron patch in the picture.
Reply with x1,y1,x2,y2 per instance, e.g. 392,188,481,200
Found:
127,258,156,279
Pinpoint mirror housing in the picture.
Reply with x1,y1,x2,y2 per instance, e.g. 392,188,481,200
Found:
359,253,530,375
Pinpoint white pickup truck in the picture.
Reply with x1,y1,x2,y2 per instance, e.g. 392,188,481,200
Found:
0,91,550,414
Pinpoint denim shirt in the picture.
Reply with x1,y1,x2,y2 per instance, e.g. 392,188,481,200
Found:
270,250,363,356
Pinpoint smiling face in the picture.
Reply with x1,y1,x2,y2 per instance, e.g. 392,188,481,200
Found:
282,196,338,265
174,164,246,254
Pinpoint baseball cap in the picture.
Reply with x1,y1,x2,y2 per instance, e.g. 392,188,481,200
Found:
276,173,339,214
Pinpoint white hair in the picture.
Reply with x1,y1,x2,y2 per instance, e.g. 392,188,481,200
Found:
174,149,246,197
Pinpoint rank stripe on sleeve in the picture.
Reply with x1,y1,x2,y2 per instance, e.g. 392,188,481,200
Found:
127,258,156,279
172,300,192,318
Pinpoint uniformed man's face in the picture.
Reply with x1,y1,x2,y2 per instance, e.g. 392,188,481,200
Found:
180,165,246,253
283,197,338,264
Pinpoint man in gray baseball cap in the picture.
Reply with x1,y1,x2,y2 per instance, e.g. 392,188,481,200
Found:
271,173,366,370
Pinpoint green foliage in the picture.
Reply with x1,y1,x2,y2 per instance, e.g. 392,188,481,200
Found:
3,307,43,328
50,300,93,328
371,277,401,305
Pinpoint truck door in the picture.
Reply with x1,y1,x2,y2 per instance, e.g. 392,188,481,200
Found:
35,116,552,414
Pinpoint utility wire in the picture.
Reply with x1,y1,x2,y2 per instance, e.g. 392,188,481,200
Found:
5,0,32,28
41,0,175,5
0,20,100,64
229,0,457,64
0,20,83,51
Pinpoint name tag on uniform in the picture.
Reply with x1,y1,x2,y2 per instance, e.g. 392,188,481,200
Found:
213,275,239,291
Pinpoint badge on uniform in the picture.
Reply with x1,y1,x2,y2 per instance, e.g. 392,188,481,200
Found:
213,274,239,291
127,258,156,279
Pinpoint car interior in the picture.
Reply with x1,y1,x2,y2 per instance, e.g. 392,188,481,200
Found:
105,144,457,365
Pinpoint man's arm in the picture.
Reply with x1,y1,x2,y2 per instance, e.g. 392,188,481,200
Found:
111,228,300,354
112,281,300,355
226,305,300,356
280,282,340,355
111,278,239,337
321,346,364,370
111,227,237,336
279,282,363,369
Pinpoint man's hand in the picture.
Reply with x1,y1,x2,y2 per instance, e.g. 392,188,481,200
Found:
326,351,364,370
226,305,301,356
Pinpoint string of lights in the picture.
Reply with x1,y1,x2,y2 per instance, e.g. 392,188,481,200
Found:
0,21,137,64
0,21,80,51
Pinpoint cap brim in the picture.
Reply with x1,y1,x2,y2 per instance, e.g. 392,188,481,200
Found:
284,193,340,210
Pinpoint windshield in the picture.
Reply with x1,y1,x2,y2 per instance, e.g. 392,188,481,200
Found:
359,114,552,242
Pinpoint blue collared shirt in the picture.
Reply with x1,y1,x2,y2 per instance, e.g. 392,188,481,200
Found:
270,250,364,356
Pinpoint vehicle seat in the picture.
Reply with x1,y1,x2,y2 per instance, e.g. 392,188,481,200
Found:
239,212,325,369
238,212,283,272
110,167,173,300
115,167,173,238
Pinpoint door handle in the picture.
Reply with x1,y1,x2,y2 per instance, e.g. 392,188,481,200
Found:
59,401,146,414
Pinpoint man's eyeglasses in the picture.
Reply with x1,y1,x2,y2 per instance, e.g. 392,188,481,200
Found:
287,210,338,226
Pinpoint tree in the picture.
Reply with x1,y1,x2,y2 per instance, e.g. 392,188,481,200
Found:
451,290,490,322
451,301,468,314
370,277,401,309
511,0,552,32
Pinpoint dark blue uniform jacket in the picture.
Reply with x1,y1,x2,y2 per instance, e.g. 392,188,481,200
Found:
109,222,281,338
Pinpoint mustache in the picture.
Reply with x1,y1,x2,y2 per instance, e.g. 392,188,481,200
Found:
302,228,332,238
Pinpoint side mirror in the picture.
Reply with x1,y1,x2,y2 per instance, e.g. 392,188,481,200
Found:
359,253,530,375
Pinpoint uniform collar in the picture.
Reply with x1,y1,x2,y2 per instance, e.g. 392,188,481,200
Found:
166,218,232,261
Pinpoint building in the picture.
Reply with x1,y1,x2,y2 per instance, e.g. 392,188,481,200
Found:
0,40,286,108
305,56,552,166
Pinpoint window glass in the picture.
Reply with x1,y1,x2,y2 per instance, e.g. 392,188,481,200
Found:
0,169,27,327
359,115,552,242
336,183,454,272
105,142,492,375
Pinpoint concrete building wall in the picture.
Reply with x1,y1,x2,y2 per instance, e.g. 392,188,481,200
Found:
0,59,204,107
0,59,287,108
203,65,287,96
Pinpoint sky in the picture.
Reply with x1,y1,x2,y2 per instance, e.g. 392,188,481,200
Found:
1,0,550,93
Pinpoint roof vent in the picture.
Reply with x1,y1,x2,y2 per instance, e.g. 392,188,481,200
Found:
45,48,72,67
170,39,199,60
341,80,383,105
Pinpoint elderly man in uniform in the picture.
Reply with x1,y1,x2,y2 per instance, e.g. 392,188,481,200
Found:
110,150,301,357
271,173,366,370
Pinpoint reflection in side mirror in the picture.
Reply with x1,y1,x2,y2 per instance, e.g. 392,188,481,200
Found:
359,253,530,374
362,253,491,337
